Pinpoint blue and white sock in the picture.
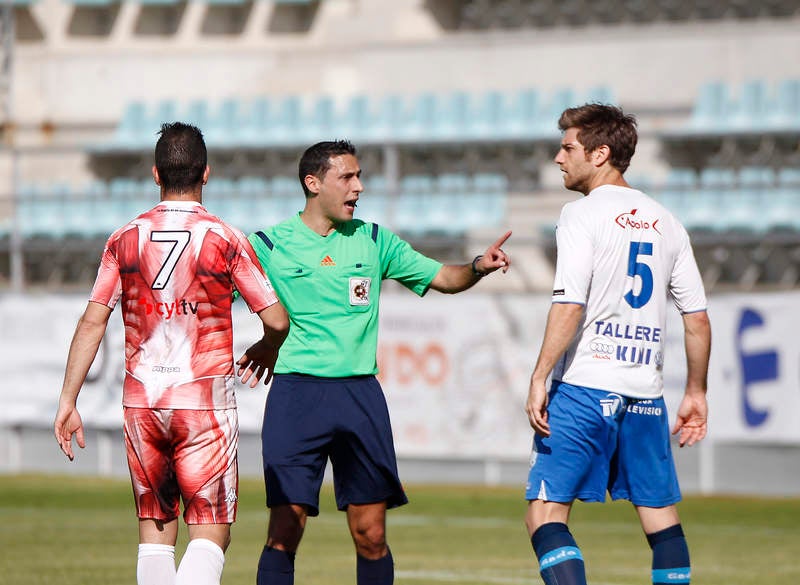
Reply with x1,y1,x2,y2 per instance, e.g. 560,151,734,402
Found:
647,524,691,585
531,522,587,585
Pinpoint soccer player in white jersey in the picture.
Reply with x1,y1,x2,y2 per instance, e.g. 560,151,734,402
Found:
524,104,711,585
54,122,289,585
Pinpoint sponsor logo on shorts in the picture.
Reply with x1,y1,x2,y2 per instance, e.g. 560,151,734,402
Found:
600,393,623,417
225,487,237,504
626,399,663,416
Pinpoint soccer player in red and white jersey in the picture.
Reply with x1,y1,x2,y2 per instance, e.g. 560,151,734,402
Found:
54,122,289,585
524,105,711,585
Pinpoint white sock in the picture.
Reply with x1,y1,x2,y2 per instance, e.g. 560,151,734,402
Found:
176,538,225,585
137,543,176,585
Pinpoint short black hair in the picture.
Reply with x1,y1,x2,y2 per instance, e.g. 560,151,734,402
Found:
298,140,357,197
154,122,207,192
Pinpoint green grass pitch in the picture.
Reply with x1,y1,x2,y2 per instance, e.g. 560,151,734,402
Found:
1,474,798,584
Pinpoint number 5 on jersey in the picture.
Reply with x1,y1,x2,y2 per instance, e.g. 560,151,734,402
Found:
625,241,653,309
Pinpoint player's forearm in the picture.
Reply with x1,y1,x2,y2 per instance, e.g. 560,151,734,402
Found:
531,302,584,384
257,303,290,348
59,313,108,405
683,310,711,395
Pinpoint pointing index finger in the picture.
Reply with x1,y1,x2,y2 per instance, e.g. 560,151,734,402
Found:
491,230,512,250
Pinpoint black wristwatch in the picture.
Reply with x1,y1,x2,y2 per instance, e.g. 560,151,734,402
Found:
471,255,486,277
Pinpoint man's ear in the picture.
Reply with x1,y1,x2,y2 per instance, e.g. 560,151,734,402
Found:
202,165,210,185
592,144,611,167
304,174,320,195
152,165,161,186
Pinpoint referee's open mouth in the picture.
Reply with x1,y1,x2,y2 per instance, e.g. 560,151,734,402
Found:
345,199,358,212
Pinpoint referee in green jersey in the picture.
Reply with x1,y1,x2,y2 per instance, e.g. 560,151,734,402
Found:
237,140,511,585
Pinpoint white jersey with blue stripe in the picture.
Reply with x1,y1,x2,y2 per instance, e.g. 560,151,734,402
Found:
551,184,707,399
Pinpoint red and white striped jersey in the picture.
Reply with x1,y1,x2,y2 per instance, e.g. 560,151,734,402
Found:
90,200,279,409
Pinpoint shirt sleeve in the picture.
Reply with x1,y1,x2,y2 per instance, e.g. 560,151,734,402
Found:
377,225,443,296
669,226,707,313
88,241,123,308
229,229,279,313
551,202,593,304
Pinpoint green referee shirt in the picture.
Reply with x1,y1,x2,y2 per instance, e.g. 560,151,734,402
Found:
248,213,443,377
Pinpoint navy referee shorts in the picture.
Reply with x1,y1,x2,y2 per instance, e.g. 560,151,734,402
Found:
261,373,408,516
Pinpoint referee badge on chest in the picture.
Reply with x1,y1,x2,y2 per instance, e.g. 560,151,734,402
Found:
349,277,372,306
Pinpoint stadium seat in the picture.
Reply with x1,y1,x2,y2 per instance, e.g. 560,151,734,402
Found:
403,93,438,141
395,174,435,234
432,173,472,235
770,78,800,129
371,94,406,143
357,175,389,226
754,167,800,232
151,99,178,129
539,88,577,136
434,91,471,141
268,95,303,145
690,81,730,132
339,94,374,142
304,95,336,144
506,88,542,139
729,79,771,130
722,167,774,233
113,101,149,149
584,85,614,105
183,100,212,134
471,90,507,140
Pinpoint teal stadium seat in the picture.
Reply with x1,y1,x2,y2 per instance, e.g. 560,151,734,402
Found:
432,173,472,235
203,99,244,146
727,166,775,233
357,175,389,226
239,97,271,146
471,91,507,140
690,81,730,132
434,91,471,141
690,168,736,232
403,93,438,142
304,95,336,144
340,95,374,143
183,100,212,137
395,175,435,234
728,80,771,131
762,168,800,232
770,79,800,129
268,95,302,146
114,101,149,149
506,88,541,139
468,172,508,229
371,94,406,143
657,168,697,223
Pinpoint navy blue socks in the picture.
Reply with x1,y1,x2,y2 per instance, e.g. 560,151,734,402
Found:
357,548,394,585
531,522,587,585
256,546,296,585
647,524,690,584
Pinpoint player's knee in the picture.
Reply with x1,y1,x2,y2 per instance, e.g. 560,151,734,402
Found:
351,523,387,558
267,505,306,550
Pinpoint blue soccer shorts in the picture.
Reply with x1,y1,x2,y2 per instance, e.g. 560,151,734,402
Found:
261,373,408,516
525,381,682,507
